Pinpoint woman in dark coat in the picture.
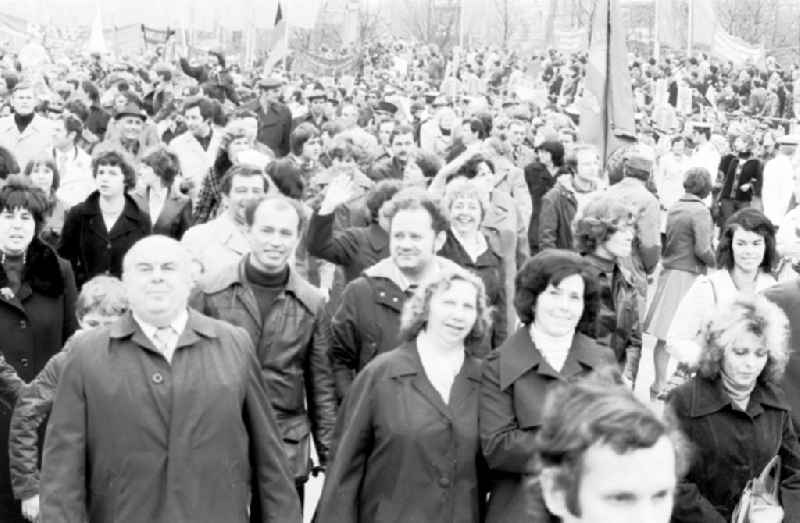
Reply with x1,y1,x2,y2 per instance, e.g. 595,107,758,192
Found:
58,149,150,288
669,294,800,522
438,176,506,356
23,156,68,249
479,249,615,523
131,145,192,239
573,192,642,385
317,267,491,523
0,175,78,523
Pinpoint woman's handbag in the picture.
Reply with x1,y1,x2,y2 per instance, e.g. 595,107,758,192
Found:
731,454,784,523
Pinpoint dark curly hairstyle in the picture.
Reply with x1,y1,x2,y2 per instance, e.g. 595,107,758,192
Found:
266,159,305,200
91,149,137,190
716,208,777,272
572,194,633,255
141,146,182,187
446,154,494,184
514,249,598,329
366,179,402,222
0,174,50,231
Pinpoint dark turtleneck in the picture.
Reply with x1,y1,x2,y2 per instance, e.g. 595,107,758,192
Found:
244,257,290,319
14,112,34,134
194,128,213,152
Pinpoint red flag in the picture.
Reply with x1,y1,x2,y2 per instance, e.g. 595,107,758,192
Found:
578,0,635,165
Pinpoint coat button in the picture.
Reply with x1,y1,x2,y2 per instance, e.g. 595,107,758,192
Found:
152,372,164,384
19,357,29,368
438,477,450,488
19,319,26,328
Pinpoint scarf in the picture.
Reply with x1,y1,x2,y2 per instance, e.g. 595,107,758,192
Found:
721,369,756,411
530,323,573,373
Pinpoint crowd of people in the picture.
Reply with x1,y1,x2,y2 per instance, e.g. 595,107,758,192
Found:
0,32,797,522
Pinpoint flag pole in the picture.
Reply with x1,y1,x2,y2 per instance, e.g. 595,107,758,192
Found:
687,0,693,56
282,2,289,74
653,1,660,60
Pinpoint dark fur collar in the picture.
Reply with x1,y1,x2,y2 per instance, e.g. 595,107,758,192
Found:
0,238,64,297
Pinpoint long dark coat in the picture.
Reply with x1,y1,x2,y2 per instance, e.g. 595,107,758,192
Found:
248,100,292,157
38,310,301,523
479,328,615,523
317,342,487,523
0,239,77,523
669,376,800,523
58,191,151,288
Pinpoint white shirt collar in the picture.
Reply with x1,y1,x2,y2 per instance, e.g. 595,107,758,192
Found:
133,308,189,345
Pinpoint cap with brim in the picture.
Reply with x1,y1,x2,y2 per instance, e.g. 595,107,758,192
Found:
114,102,146,121
374,101,398,115
257,77,284,90
306,88,327,102
624,146,655,172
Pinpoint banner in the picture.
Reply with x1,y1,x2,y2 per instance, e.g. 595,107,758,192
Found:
141,25,175,47
291,50,359,75
692,0,762,65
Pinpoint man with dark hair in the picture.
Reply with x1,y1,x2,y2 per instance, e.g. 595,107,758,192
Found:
182,166,270,283
170,97,222,201
194,196,336,507
329,188,460,400
525,139,565,254
369,124,416,181
537,373,685,522
179,49,239,106
52,114,93,207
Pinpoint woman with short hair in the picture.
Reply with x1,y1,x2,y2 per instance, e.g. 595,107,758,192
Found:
0,175,77,523
439,176,507,355
479,249,615,522
645,167,716,396
58,149,150,288
317,267,491,523
132,146,192,239
669,295,800,522
23,156,66,248
573,192,641,385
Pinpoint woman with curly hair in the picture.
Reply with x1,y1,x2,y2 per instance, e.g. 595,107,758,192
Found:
645,167,716,397
479,249,615,522
317,267,491,523
573,192,641,385
669,294,800,522
663,208,777,393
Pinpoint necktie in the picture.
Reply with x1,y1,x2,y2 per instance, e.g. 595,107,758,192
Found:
152,326,175,363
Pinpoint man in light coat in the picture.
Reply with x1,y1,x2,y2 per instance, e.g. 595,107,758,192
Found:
0,83,53,168
169,97,222,203
39,235,301,523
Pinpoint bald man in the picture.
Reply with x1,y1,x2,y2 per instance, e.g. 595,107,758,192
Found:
39,236,301,523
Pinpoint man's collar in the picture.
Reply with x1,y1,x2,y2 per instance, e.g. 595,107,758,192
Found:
132,308,189,337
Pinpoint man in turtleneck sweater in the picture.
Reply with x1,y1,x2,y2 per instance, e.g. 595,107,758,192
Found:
193,195,337,506
0,82,53,168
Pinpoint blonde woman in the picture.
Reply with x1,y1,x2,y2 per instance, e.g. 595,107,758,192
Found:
317,267,491,523
669,294,800,522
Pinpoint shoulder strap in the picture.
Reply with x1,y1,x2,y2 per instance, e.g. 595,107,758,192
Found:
708,277,718,306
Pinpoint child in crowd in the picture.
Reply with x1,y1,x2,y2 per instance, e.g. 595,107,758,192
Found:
7,275,128,522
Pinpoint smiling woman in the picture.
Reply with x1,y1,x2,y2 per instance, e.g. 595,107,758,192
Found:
479,249,615,522
316,267,492,523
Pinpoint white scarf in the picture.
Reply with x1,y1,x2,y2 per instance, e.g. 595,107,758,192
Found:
529,323,573,373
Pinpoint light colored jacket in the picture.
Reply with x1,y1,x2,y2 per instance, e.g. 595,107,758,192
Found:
0,114,53,168
182,213,249,285
53,146,94,208
169,129,223,202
